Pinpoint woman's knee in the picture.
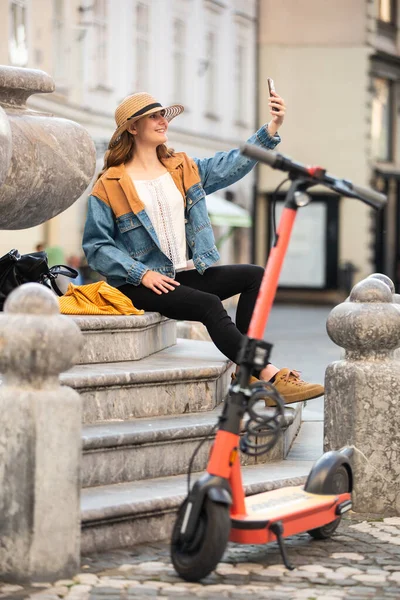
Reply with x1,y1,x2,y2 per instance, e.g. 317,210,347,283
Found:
201,292,225,320
246,264,264,288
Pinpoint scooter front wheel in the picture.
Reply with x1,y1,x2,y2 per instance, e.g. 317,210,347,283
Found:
171,497,231,582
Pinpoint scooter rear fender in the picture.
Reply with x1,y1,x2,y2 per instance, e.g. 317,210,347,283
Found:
180,473,232,542
304,448,353,494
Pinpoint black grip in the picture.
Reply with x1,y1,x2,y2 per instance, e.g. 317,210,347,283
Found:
350,183,387,209
240,144,278,167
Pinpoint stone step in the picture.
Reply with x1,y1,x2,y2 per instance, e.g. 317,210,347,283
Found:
80,459,314,554
61,339,234,423
69,313,176,364
81,403,302,487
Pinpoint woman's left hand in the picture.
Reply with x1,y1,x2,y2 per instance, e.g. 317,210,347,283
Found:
268,91,286,135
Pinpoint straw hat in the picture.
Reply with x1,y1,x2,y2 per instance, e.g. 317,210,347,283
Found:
109,92,184,147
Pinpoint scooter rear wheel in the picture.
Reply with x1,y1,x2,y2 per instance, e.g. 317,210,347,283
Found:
307,464,350,540
171,497,231,582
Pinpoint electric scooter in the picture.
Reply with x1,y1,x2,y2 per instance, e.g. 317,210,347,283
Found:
170,144,387,582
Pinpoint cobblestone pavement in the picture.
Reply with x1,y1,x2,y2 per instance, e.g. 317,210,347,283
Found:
2,514,400,600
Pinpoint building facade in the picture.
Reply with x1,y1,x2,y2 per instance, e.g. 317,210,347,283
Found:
256,0,400,294
0,0,258,267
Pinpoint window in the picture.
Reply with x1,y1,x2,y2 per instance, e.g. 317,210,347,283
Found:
205,30,216,115
378,0,396,24
172,18,185,102
234,45,246,123
93,0,108,85
53,0,65,81
371,77,393,162
135,2,150,91
9,0,28,66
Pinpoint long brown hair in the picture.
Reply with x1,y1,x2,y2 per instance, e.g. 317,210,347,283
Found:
96,130,175,180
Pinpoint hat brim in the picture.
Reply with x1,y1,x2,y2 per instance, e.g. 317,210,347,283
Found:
109,104,184,148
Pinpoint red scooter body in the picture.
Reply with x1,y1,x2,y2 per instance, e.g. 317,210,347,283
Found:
171,145,386,582
206,203,350,547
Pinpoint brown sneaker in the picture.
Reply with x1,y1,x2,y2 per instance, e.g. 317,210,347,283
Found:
267,368,324,407
231,373,259,386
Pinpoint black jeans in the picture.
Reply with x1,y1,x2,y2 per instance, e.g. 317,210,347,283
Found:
118,264,264,365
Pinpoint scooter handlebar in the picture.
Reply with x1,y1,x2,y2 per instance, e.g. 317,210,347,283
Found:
241,143,279,168
240,144,309,176
347,182,386,210
240,143,387,210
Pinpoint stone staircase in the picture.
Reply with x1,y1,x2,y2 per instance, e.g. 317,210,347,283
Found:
60,314,307,554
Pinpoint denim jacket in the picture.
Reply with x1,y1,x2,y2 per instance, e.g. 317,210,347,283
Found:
83,125,280,287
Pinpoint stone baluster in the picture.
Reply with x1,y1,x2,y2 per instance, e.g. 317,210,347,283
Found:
324,275,400,515
0,65,95,229
0,104,12,187
0,284,83,583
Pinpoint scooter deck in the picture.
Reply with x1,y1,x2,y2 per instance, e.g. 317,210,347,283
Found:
230,485,351,544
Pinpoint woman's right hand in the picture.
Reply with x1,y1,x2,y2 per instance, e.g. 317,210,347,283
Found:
141,270,180,295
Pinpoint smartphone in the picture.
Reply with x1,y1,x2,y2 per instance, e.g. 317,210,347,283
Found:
267,78,278,111
267,77,275,94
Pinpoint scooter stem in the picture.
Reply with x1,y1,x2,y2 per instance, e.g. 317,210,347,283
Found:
248,206,297,340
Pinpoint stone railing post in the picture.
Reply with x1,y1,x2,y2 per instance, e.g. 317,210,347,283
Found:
0,283,83,583
324,274,400,515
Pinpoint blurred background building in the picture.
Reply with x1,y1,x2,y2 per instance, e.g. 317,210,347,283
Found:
1,0,400,296
0,0,257,269
257,0,400,299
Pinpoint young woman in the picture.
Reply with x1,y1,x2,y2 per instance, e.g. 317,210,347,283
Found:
83,91,324,404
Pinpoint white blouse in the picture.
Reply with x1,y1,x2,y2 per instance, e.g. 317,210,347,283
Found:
134,172,191,272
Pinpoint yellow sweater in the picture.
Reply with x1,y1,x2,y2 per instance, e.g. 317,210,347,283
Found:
59,281,144,316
